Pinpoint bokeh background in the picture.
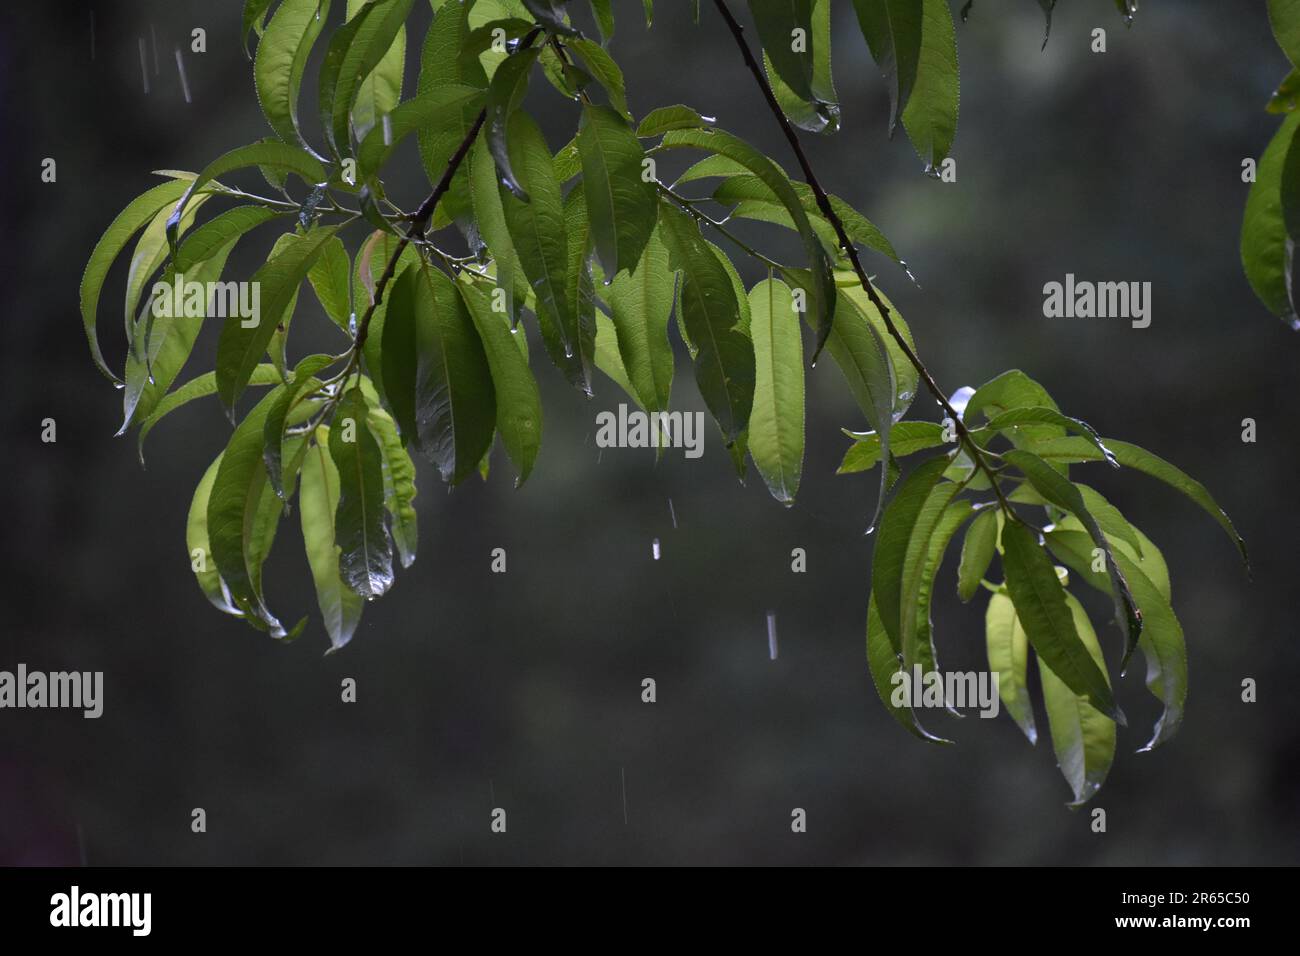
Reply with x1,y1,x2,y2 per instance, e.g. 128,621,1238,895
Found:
1,0,1296,865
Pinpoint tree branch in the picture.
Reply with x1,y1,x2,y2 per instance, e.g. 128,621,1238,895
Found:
710,0,1013,515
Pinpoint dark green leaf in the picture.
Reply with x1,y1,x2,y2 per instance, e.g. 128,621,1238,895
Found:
1241,113,1300,322
486,47,541,200
329,389,395,598
871,456,948,653
301,428,366,649
900,0,958,172
852,0,923,135
367,405,419,568
636,104,713,138
867,594,953,743
957,506,998,602
578,102,658,277
319,0,416,159
255,0,333,150
837,420,947,474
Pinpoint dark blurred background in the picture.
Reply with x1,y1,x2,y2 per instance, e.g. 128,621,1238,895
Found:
0,0,1296,865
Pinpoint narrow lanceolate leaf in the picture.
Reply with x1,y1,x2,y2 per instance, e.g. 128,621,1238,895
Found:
167,142,327,247
1038,592,1116,806
320,0,415,158
1045,525,1187,752
1004,449,1143,668
748,1,815,103
568,38,631,119
242,0,276,56
469,135,526,326
215,225,342,414
459,277,543,485
380,262,422,445
910,498,974,684
354,229,420,402
660,129,833,356
207,386,295,637
957,506,998,602
307,235,353,331
174,206,286,274
413,263,497,484
899,481,963,669
329,390,395,599
137,366,280,461
826,279,919,420
1001,520,1122,723
264,354,336,499
1242,113,1300,321
871,456,948,653
348,0,407,140
301,430,365,650
837,421,946,474
486,47,541,200
900,0,959,172
658,201,754,444
417,0,489,203
578,103,657,277
748,278,804,504
1269,68,1300,113
255,0,332,150
636,105,712,138
367,407,419,569
985,591,1036,743
590,0,615,41
500,111,574,352
563,190,600,395
1029,435,1249,571
594,310,640,402
1269,0,1300,69
853,0,923,135
187,455,244,618
867,594,953,744
761,0,839,133
81,178,196,382
356,84,484,183
982,407,1115,465
605,227,675,415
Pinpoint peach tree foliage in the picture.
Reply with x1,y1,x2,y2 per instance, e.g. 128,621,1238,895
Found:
80,0,1242,805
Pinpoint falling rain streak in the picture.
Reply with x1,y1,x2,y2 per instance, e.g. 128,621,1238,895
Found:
651,538,660,561
766,611,778,660
138,38,149,94
174,48,191,104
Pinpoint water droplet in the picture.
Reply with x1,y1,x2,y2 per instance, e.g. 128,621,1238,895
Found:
651,538,661,561
113,381,125,391
563,343,574,358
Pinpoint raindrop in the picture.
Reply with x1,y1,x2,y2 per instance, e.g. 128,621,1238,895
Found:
668,498,677,529
382,113,393,146
766,611,778,660
864,523,876,536
651,538,661,561
563,343,574,358
113,381,125,391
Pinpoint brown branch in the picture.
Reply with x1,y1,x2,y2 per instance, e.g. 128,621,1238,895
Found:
710,0,1013,515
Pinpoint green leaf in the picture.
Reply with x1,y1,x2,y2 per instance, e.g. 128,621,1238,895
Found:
1269,0,1300,69
264,354,336,499
1004,449,1143,667
417,0,490,205
175,205,286,274
81,177,197,382
866,594,952,743
486,47,541,200
187,454,245,618
747,278,804,504
367,406,419,568
1027,436,1249,571
760,0,839,133
215,224,342,414
320,0,416,159
957,507,998,602
900,0,959,172
826,279,918,420
982,406,1116,465
411,263,497,483
984,590,1036,742
1267,68,1300,113
899,481,963,669
354,229,421,403
568,37,631,119
459,276,543,485
658,201,754,444
561,188,600,395
307,234,353,330
578,102,658,277
329,389,395,598
500,111,575,354
137,366,281,461
1001,520,1122,723
593,310,641,403
469,135,527,325
590,0,615,41
207,385,296,637
1038,591,1116,806
349,0,408,140
1241,112,1300,322
852,0,923,135
357,83,484,183
521,0,579,34
871,456,948,654
167,142,328,247
837,421,947,474
301,429,366,650
660,128,834,357
605,227,675,415
908,497,974,681
242,0,276,56
380,262,422,445
255,0,333,150
636,104,712,138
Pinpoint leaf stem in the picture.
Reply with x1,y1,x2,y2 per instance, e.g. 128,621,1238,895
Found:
710,0,1015,519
